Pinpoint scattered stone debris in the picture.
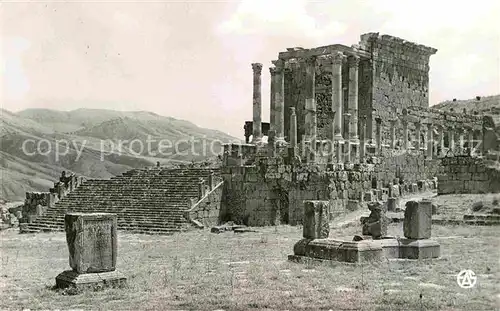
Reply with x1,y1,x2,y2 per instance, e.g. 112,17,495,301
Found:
211,222,256,234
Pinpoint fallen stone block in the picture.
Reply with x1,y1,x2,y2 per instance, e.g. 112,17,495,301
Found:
290,238,383,263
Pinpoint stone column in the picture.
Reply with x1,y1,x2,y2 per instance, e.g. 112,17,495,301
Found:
389,119,397,149
459,128,465,152
269,67,277,134
426,123,433,159
331,51,345,140
375,117,382,155
437,125,444,156
448,126,455,152
360,116,366,162
289,107,297,148
304,56,317,153
415,122,421,151
402,119,409,150
344,113,351,163
273,60,286,144
251,63,263,143
468,127,474,154
347,55,360,141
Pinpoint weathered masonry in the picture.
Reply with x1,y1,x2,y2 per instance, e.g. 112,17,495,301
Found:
220,33,494,226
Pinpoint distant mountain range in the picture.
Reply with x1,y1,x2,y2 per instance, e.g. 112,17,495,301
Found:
0,108,240,201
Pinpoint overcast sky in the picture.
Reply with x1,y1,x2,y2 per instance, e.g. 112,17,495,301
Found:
1,0,499,138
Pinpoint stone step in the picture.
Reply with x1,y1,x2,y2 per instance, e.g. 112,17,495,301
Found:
30,215,186,223
22,225,184,235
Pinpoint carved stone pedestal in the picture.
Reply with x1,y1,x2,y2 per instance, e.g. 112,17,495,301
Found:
55,213,127,291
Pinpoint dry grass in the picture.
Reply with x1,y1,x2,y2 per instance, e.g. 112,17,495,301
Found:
0,222,499,311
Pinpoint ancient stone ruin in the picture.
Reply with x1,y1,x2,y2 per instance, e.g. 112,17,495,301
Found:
220,32,495,228
18,33,498,237
289,199,440,264
55,213,127,290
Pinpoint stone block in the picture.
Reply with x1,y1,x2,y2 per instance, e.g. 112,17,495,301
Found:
398,239,440,259
403,200,432,239
55,270,127,291
379,238,400,259
64,213,118,273
303,201,330,239
302,239,383,263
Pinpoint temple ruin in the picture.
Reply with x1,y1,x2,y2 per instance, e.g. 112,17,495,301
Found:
220,33,494,226
19,32,499,234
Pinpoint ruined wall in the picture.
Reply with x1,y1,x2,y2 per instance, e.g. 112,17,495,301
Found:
221,159,374,226
438,156,500,194
375,152,443,186
359,33,437,139
22,173,83,223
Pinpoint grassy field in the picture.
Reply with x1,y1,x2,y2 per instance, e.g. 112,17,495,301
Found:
0,221,499,311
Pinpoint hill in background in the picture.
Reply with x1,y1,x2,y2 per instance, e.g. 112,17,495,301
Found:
433,94,500,124
0,108,241,201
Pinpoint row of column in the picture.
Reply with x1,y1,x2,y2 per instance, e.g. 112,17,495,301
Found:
394,119,481,158
251,50,361,148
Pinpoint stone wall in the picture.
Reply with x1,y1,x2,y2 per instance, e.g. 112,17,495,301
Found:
358,33,437,138
185,182,223,227
221,158,374,226
375,151,443,186
438,156,500,194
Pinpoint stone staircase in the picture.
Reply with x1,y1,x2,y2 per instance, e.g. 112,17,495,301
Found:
21,168,219,235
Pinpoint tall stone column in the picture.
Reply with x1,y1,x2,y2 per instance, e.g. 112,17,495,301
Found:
344,113,351,163
437,125,445,156
426,123,433,159
415,122,421,151
389,119,397,149
402,120,409,150
459,128,465,152
304,56,317,151
251,63,263,143
468,127,474,154
331,51,345,140
360,116,366,162
289,107,297,148
448,126,455,152
273,60,286,144
347,55,360,141
269,67,277,134
375,117,382,155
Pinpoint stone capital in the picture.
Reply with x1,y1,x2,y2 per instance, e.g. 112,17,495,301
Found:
305,55,317,66
331,51,345,65
269,67,277,75
290,107,296,115
348,55,360,68
251,63,263,74
272,59,285,71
